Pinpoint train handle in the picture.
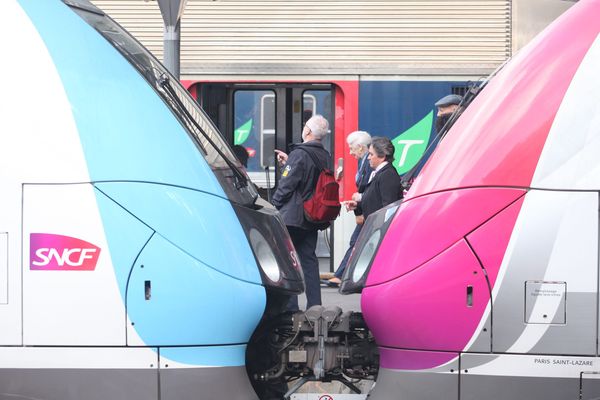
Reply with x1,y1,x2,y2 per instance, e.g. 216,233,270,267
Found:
336,157,344,181
265,165,272,202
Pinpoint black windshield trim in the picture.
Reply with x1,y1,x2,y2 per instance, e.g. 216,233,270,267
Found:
62,0,104,15
159,75,249,189
63,2,258,205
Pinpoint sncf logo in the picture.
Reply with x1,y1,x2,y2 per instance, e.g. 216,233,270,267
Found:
30,233,101,271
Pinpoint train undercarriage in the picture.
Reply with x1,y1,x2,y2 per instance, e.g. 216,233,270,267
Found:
247,294,378,400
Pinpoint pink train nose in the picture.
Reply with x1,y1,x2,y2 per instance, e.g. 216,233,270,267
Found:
361,188,525,369
366,188,525,286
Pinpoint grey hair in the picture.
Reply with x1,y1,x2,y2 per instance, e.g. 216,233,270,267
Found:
305,115,329,139
370,136,395,162
346,130,371,148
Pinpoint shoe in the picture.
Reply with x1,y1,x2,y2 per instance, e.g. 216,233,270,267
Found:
320,279,339,288
326,277,341,288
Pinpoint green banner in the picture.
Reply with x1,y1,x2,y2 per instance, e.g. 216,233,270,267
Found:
234,118,253,145
391,111,434,175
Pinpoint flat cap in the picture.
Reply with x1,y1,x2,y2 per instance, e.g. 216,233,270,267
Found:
435,94,463,107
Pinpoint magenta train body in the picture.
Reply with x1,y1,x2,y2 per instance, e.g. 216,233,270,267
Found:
342,1,600,398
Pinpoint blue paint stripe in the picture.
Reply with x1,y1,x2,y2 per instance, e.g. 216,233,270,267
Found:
17,2,267,367
128,234,265,348
96,182,262,284
17,0,225,196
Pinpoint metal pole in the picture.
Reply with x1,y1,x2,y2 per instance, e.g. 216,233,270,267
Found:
163,20,180,78
157,0,187,79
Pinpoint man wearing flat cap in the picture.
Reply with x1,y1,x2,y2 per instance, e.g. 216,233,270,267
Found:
434,94,463,134
400,93,464,189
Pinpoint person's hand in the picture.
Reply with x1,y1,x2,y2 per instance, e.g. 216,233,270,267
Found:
274,149,288,165
355,215,365,225
344,200,358,211
351,192,361,202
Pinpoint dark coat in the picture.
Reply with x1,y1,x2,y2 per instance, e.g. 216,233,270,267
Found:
356,154,373,194
353,154,373,216
271,141,331,229
357,162,403,219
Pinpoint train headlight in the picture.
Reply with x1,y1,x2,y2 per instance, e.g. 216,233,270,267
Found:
249,228,280,283
232,199,304,294
340,201,401,294
351,229,381,283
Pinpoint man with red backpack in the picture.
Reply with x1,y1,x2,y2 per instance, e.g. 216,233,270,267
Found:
272,114,336,311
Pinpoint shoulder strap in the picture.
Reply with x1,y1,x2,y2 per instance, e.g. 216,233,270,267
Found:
297,146,324,171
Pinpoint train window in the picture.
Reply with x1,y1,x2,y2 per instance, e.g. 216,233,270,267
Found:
303,90,333,154
234,90,276,188
452,85,470,97
303,94,317,123
260,94,276,169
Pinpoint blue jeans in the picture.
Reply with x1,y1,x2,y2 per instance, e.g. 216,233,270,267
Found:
334,223,363,279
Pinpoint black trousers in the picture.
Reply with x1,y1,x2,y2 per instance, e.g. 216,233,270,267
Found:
287,226,321,311
333,222,363,279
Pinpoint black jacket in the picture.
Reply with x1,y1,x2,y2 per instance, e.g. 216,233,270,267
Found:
353,154,373,216
356,154,373,194
271,141,331,229
357,163,403,219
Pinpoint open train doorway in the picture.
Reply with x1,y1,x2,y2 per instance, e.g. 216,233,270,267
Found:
192,82,336,269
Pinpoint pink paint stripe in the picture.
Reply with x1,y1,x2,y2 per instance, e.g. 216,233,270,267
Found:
363,240,487,352
366,188,525,286
466,195,525,288
409,0,600,197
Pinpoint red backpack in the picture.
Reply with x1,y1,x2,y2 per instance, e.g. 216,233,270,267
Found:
298,147,341,224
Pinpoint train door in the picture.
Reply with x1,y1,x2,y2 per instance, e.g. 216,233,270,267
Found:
194,83,335,264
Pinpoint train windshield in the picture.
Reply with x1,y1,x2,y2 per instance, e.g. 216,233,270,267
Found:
400,59,509,190
64,0,257,205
